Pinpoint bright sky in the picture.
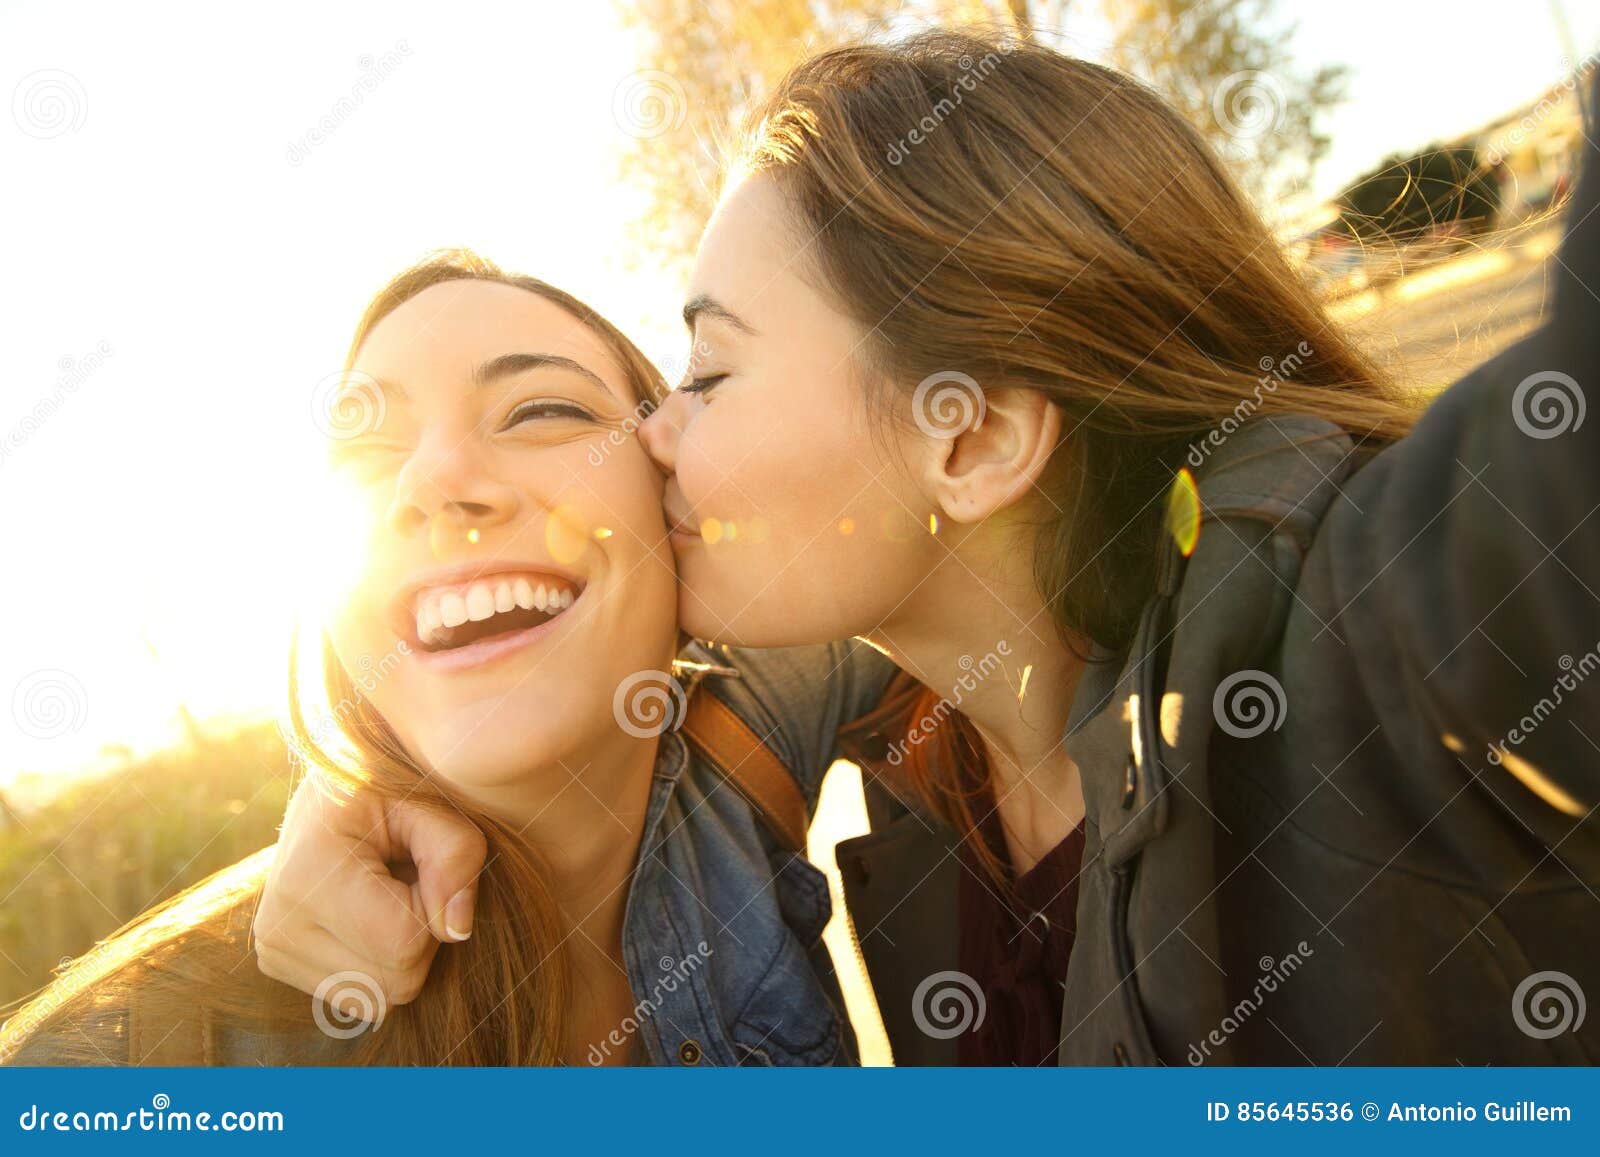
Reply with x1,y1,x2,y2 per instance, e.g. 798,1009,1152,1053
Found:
3,0,1597,786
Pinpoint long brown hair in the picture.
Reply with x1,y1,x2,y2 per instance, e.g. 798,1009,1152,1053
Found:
737,29,1417,876
0,251,668,1065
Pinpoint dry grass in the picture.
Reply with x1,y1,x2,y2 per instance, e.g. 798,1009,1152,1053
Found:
0,724,291,1014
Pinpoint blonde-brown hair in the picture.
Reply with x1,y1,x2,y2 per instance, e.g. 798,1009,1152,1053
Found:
0,251,668,1065
739,29,1416,880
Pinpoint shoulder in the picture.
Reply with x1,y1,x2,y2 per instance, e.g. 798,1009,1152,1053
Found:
683,637,899,745
681,638,900,803
0,848,341,1067
684,638,898,711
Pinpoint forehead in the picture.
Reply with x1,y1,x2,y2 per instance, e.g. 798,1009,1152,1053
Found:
355,279,628,394
693,173,801,295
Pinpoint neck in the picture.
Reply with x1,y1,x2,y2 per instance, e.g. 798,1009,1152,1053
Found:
454,728,658,1060
867,529,1088,873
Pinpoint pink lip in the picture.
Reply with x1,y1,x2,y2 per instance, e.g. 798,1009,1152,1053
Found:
662,487,699,541
410,592,580,673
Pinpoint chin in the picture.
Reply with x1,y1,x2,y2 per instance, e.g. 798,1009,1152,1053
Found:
420,732,564,795
407,701,589,792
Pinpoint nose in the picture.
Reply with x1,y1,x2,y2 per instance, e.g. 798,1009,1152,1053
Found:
386,433,521,539
638,387,688,474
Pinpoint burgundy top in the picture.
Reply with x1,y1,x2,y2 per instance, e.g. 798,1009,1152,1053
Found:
956,798,1088,1066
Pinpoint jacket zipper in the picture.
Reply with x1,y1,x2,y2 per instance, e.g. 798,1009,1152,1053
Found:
838,894,894,1065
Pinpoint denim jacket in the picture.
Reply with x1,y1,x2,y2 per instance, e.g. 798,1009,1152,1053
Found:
0,639,898,1068
605,637,895,1066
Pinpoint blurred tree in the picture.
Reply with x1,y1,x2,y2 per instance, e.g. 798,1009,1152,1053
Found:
612,0,1021,276
614,0,1344,273
1101,0,1348,209
1338,146,1502,242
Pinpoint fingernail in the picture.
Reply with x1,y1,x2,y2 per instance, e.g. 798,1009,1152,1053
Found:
444,888,474,941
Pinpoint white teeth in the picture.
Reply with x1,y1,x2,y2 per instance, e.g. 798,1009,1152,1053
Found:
440,592,468,628
466,583,495,622
416,575,578,644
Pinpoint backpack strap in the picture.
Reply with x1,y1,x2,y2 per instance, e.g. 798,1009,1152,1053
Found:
129,1002,212,1065
681,688,809,854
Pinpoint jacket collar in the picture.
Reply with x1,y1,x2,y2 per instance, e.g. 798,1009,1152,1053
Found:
1064,415,1359,856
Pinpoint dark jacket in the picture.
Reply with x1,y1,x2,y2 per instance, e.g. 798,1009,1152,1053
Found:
838,82,1600,1066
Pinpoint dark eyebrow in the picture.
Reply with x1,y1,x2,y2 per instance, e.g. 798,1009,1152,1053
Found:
366,353,614,405
682,294,758,335
472,352,614,396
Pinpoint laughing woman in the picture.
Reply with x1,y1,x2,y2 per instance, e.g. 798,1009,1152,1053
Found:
0,251,894,1067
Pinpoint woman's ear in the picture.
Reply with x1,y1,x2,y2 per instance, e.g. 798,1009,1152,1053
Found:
923,387,1063,523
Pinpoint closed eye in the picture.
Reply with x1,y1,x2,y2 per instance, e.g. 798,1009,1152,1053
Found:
502,399,597,429
680,374,727,396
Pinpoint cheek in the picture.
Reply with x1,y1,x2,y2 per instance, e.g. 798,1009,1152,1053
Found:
587,442,671,542
674,393,935,645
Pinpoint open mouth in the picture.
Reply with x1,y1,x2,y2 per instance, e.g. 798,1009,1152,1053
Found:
404,572,585,655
